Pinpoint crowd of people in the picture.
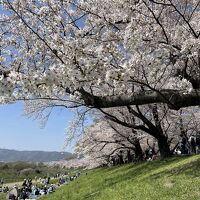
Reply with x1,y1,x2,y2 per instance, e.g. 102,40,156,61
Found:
109,134,200,166
175,134,200,155
0,171,81,200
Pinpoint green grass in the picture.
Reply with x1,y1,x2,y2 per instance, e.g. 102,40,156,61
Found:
39,155,200,200
0,193,5,200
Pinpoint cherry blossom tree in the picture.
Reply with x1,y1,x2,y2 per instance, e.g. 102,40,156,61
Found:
1,0,200,159
75,120,145,166
76,106,200,164
23,96,200,159
173,107,200,144
0,0,200,109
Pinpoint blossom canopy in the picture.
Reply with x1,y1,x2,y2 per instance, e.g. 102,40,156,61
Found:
0,0,200,109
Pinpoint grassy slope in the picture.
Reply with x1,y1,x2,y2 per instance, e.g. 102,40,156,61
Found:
0,193,5,200
39,155,200,200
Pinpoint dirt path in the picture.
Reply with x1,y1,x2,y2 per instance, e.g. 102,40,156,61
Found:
3,181,23,188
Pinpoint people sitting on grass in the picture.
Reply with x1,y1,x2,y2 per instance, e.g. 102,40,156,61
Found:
5,172,82,200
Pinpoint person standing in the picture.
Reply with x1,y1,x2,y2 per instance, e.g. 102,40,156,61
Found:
0,178,3,187
196,133,200,153
189,135,196,154
180,134,188,154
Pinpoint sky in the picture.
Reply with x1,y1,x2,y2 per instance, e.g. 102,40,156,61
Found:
0,102,75,153
0,3,85,153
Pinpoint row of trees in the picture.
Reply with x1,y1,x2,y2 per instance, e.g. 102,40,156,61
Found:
74,106,200,167
1,0,200,161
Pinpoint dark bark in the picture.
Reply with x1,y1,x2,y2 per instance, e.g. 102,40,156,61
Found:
151,104,172,159
157,135,171,159
118,152,124,165
128,105,172,159
127,150,132,163
134,139,144,161
79,88,200,110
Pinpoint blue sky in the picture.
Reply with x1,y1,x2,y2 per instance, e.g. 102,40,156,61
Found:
0,102,75,153
0,3,86,153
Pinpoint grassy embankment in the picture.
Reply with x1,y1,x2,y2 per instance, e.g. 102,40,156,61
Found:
39,155,200,200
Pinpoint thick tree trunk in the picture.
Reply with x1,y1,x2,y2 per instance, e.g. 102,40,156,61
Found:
157,136,171,159
134,139,144,161
127,150,132,163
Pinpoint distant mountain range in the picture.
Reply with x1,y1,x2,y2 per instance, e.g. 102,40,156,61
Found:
0,148,72,162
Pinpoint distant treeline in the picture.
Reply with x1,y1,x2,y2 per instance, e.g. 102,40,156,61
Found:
0,161,67,182
0,148,72,162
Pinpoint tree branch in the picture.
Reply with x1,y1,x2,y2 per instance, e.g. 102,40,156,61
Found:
80,89,200,110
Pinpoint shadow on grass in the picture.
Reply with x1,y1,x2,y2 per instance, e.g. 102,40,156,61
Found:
84,155,200,196
40,155,200,200
102,156,190,183
148,156,200,180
